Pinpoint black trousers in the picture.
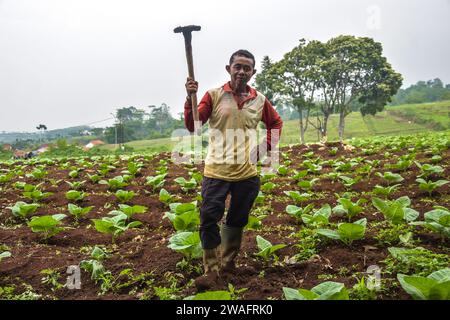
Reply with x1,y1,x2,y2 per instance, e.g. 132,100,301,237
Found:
199,175,260,249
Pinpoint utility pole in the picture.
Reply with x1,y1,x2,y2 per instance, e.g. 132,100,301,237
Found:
110,113,118,150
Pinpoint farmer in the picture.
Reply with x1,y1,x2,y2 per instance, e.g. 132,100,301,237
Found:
183,49,283,290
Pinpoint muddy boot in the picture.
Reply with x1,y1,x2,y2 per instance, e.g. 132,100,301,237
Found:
220,225,243,273
194,248,220,292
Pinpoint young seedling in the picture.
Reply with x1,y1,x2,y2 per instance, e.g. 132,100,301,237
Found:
245,214,267,231
109,204,147,220
431,155,442,164
317,218,367,245
415,178,449,196
7,201,40,220
339,176,362,190
114,189,136,203
324,172,341,182
79,247,113,294
303,161,322,175
390,158,413,171
301,204,332,227
332,198,366,221
0,172,14,184
329,147,338,156
255,235,286,263
22,184,52,202
65,180,86,190
164,202,200,232
283,281,349,300
254,191,265,205
26,168,48,180
285,204,314,221
174,177,197,192
260,171,277,183
87,173,101,183
27,214,67,241
283,191,311,204
372,196,419,225
99,176,129,191
277,165,289,176
414,161,444,178
291,170,308,181
410,207,450,239
376,172,404,186
297,178,319,191
145,173,167,191
40,268,63,291
159,188,174,205
67,204,93,223
261,182,276,192
186,283,248,300
188,171,203,184
397,268,450,300
372,184,401,198
167,231,202,260
123,161,143,176
68,169,80,179
65,190,86,202
92,213,142,243
334,161,357,172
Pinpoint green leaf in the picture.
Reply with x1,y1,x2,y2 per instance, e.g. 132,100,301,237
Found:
404,208,419,222
256,235,272,252
283,287,318,300
0,251,12,261
167,231,202,259
397,274,436,300
316,229,341,240
91,247,107,261
428,268,450,283
337,222,365,243
311,281,349,300
428,281,450,300
173,210,200,231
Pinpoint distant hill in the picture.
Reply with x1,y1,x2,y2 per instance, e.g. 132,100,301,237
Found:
0,126,92,144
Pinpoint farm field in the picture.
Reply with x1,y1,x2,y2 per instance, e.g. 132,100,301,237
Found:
0,131,449,300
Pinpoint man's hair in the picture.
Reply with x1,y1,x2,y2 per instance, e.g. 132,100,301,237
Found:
229,49,255,68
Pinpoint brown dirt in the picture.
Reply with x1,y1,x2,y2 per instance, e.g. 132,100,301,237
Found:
0,141,449,300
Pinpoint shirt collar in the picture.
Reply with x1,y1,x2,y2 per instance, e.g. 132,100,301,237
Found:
223,82,257,99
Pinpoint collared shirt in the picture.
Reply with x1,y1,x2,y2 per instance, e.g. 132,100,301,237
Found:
184,82,283,181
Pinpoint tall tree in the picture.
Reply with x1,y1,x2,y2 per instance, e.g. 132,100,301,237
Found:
278,39,325,143
319,35,402,141
254,56,284,107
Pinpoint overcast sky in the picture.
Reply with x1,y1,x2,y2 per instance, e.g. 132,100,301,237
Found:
1,0,449,132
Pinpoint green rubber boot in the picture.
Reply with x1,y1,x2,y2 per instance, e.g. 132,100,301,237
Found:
194,248,220,292
220,224,243,273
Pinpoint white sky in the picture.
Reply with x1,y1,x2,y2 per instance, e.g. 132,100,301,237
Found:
1,0,449,132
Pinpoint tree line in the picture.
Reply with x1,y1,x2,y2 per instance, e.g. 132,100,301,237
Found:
254,35,403,143
390,78,450,105
102,104,184,144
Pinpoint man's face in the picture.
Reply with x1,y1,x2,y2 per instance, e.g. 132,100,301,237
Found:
226,55,256,88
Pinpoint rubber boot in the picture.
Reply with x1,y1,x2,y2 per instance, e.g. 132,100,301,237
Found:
220,224,243,273
194,248,220,292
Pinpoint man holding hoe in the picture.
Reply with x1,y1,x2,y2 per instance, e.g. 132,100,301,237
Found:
183,49,283,290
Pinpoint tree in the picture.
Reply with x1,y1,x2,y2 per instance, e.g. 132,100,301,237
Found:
319,35,402,141
254,56,284,107
36,124,47,131
256,40,326,144
36,124,48,142
116,107,145,122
